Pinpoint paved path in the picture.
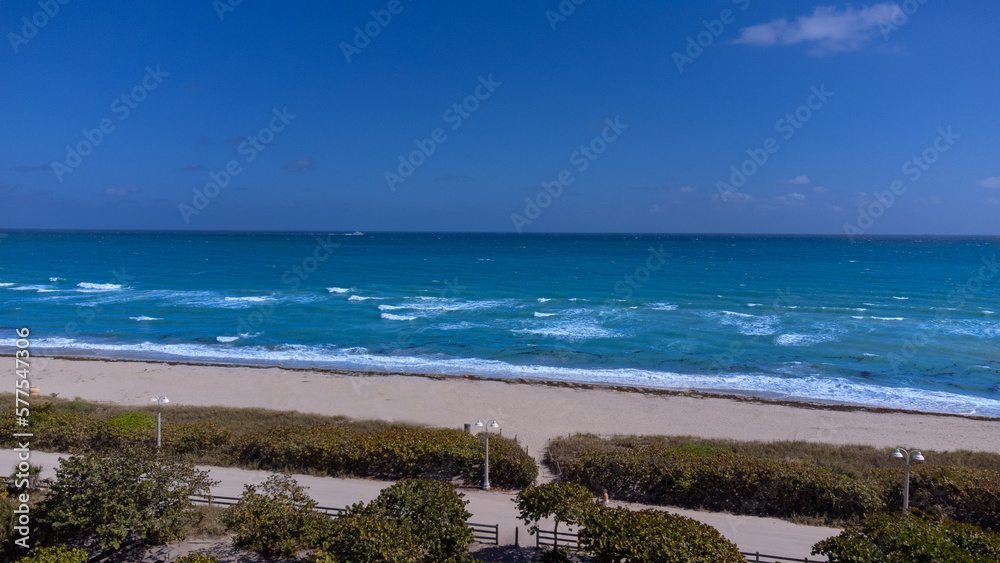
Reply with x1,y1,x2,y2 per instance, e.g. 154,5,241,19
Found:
4,450,839,560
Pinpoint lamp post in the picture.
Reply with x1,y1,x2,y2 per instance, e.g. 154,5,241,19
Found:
475,419,499,490
150,396,169,448
892,447,924,513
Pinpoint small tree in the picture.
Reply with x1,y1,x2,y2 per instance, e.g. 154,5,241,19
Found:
580,506,744,563
515,482,597,535
309,510,424,563
813,511,1000,562
36,449,215,550
365,479,474,563
219,474,331,557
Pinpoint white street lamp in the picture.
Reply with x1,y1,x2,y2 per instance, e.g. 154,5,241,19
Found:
151,396,169,448
892,447,924,513
475,419,500,490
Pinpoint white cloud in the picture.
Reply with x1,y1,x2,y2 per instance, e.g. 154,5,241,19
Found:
678,185,697,193
734,3,904,55
713,191,753,203
776,192,807,204
812,185,830,193
977,176,1000,189
788,175,811,184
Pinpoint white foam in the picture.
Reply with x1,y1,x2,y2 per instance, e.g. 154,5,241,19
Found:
892,296,909,300
129,316,162,321
873,317,904,321
327,287,351,293
650,303,678,311
9,285,53,291
747,303,762,307
19,337,1000,417
216,336,239,343
851,316,865,320
77,282,123,290
348,295,383,301
534,312,557,318
537,298,551,303
984,310,995,315
775,333,838,346
381,313,417,321
239,332,260,339
0,283,14,287
707,310,779,336
224,296,273,303
376,299,514,314
49,277,65,282
513,319,621,340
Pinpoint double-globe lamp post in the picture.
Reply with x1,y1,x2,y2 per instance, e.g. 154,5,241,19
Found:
151,396,169,448
892,447,925,513
475,419,499,490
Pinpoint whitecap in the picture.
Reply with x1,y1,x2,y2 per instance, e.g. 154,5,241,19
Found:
534,312,557,318
892,296,909,300
238,332,260,339
381,313,417,321
129,316,162,321
327,287,351,294
0,283,14,287
537,298,551,303
348,295,384,301
77,282,123,290
873,317,904,321
775,333,838,346
216,336,239,343
650,303,678,311
49,277,65,282
224,296,274,303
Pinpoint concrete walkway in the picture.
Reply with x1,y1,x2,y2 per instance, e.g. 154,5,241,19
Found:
3,450,838,560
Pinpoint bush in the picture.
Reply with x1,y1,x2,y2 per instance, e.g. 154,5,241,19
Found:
105,413,156,434
871,466,1000,533
515,482,598,535
230,425,537,489
580,506,743,563
163,422,231,455
16,546,89,563
364,479,474,563
813,511,1000,562
219,474,331,556
174,553,219,563
557,443,882,523
308,512,423,563
36,450,216,549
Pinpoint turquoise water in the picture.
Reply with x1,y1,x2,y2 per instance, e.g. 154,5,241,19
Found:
1,231,998,416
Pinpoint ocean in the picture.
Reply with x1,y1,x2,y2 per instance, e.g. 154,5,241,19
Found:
1,231,998,416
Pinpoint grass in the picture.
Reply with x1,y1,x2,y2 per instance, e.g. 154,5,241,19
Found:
547,433,1000,477
184,506,228,538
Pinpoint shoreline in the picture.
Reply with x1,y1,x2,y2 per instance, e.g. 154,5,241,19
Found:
27,356,1000,459
38,353,1000,423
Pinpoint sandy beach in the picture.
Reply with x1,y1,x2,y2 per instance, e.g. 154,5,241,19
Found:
27,356,1000,460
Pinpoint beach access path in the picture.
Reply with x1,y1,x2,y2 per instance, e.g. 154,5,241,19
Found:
3,450,840,560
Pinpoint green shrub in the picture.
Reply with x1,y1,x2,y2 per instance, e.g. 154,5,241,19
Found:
105,413,156,434
871,466,1000,533
164,422,231,455
36,450,216,549
515,482,598,535
580,506,744,563
557,443,882,523
230,425,536,489
174,553,219,563
308,511,423,563
16,546,89,563
219,474,331,556
364,479,474,563
813,511,1000,562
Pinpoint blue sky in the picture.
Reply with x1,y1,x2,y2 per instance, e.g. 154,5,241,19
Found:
2,0,999,234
